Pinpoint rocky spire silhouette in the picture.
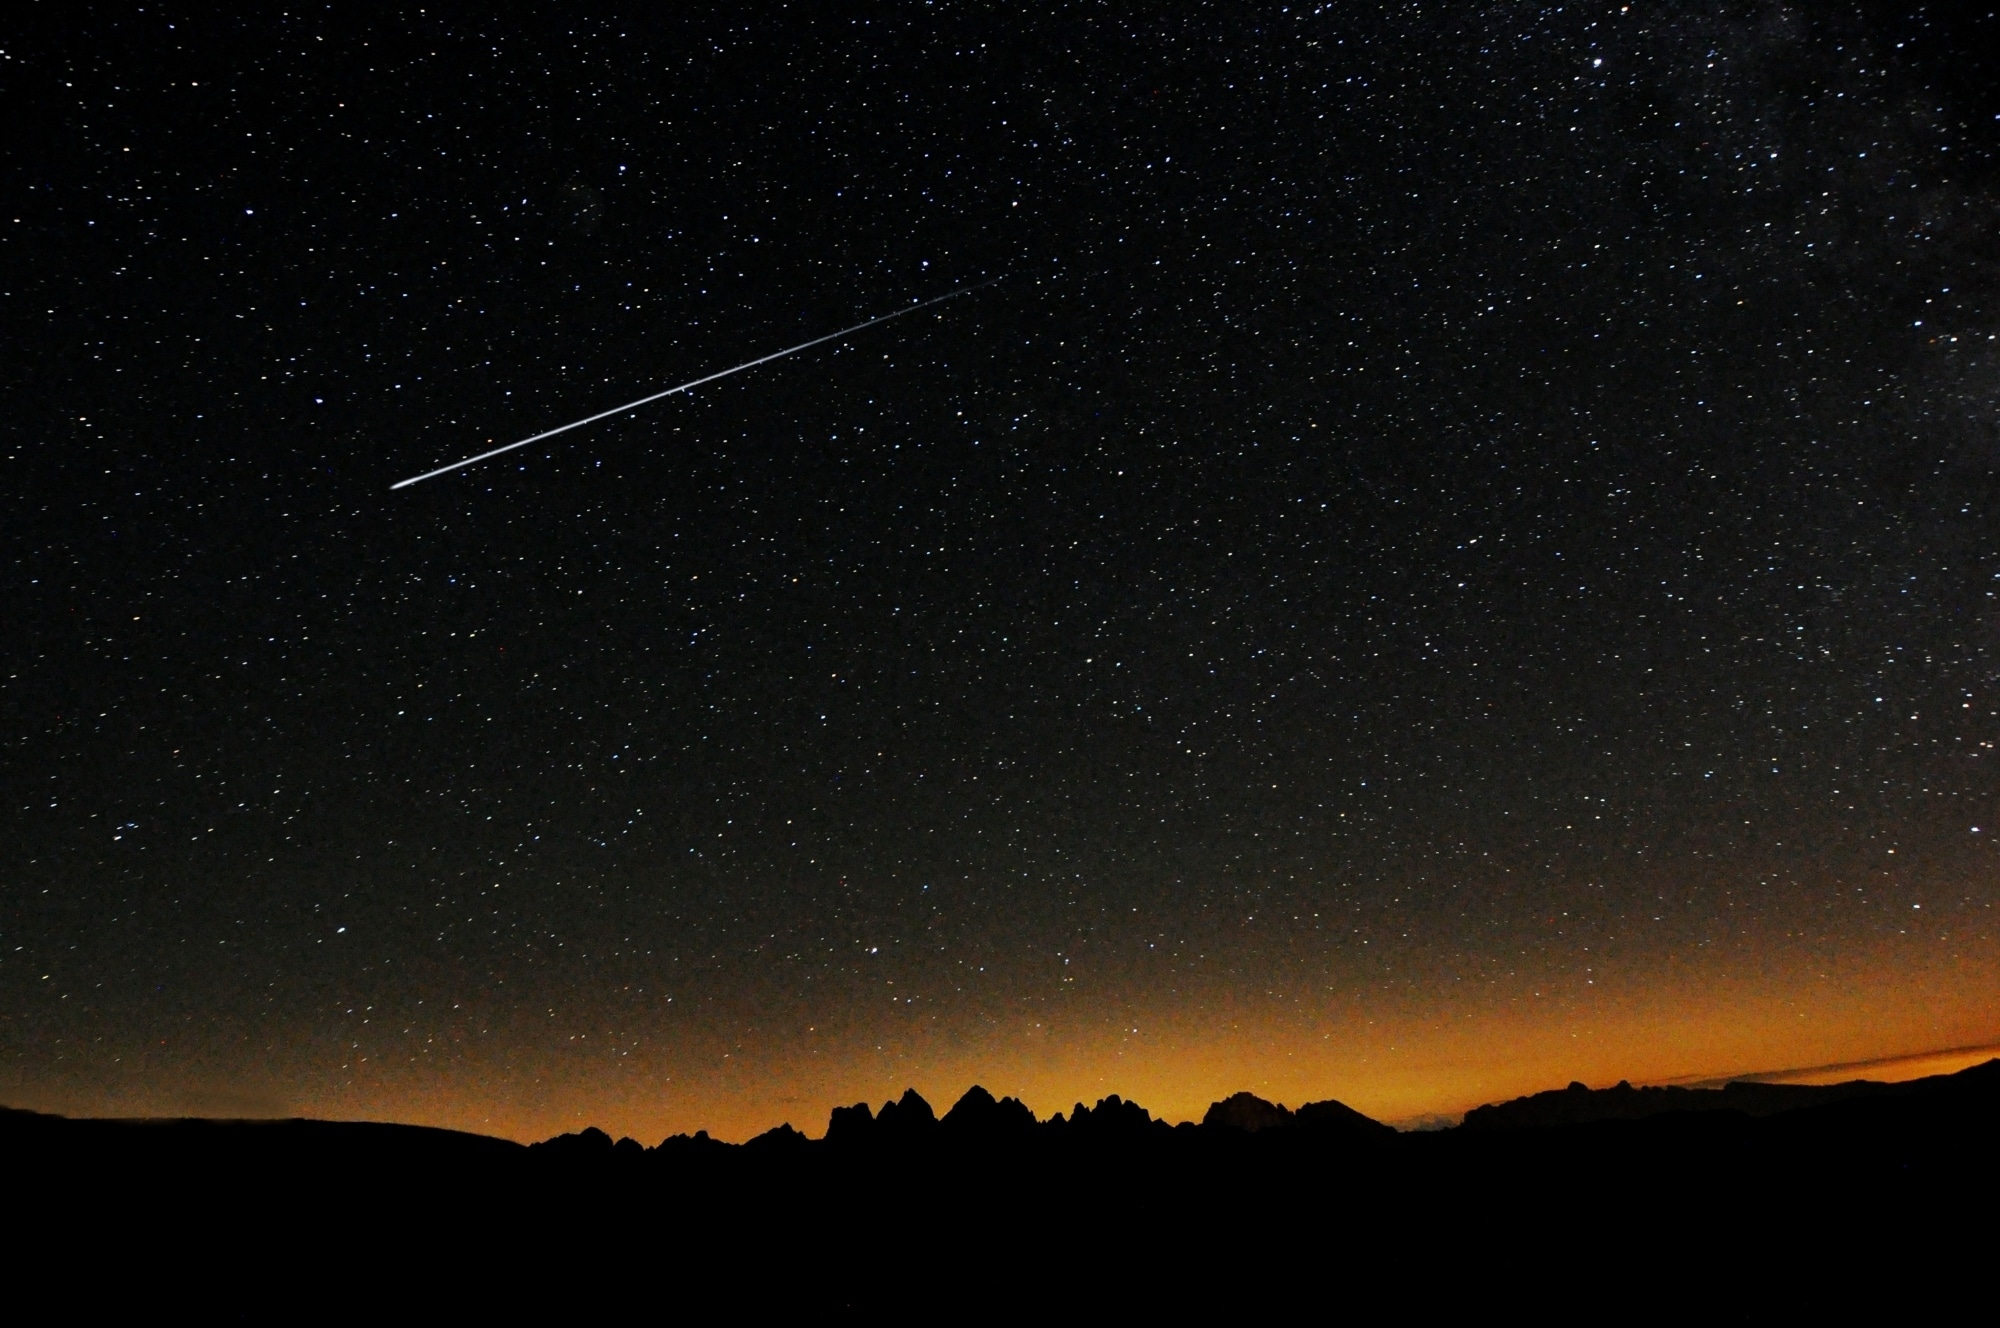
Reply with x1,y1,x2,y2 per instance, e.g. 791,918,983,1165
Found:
941,1085,1038,1140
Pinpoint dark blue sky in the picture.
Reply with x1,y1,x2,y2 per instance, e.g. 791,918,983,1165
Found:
4,2,1996,1137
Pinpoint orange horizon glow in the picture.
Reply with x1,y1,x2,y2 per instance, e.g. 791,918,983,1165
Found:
8,927,1994,1144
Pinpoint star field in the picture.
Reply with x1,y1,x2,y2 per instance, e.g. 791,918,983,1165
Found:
4,3,1998,1137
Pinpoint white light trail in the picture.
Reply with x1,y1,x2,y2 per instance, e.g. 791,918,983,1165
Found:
390,279,998,490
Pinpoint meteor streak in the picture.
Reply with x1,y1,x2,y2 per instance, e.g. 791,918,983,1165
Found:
390,279,999,490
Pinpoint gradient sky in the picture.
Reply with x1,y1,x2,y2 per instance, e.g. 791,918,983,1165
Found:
5,2,1997,1142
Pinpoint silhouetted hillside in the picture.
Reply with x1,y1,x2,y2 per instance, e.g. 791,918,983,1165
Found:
6,1062,1995,1314
940,1083,1037,1140
0,1104,523,1169
1461,1074,1906,1130
1202,1090,1398,1137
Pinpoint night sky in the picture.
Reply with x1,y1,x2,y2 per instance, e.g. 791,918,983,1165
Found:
6,3,1998,1141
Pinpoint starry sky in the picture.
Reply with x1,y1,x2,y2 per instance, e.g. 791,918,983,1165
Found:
5,3,1998,1140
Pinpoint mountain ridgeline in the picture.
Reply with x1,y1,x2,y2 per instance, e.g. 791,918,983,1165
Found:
1460,1072,1922,1130
534,1082,1399,1162
6,1061,1996,1313
533,1065,1984,1160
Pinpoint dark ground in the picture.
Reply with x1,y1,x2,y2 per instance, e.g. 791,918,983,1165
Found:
6,1061,1994,1317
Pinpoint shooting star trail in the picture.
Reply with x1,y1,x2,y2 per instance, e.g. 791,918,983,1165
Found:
391,278,1000,490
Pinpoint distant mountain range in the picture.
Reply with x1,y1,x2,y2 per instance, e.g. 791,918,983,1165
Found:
1460,1071,1924,1130
530,1080,1401,1158
533,1059,1997,1154
7,1060,1995,1314
5,1062,1982,1156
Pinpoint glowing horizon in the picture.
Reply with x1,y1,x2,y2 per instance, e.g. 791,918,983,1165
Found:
10,928,1993,1144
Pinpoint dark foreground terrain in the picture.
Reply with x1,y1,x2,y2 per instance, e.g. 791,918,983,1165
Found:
6,1061,1995,1316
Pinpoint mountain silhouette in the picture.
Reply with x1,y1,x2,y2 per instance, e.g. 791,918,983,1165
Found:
1294,1096,1397,1136
873,1086,938,1138
823,1099,876,1145
1457,1071,1933,1129
1053,1092,1169,1142
940,1084,1038,1140
1199,1091,1396,1138
1203,1090,1295,1132
743,1121,812,1153
7,1061,1995,1314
